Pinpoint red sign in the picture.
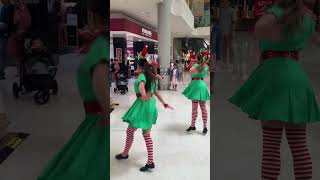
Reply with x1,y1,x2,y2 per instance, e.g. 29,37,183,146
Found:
253,0,274,17
110,18,158,40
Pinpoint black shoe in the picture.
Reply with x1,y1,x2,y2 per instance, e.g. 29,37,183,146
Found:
203,127,208,134
186,126,196,131
140,163,155,172
115,154,129,160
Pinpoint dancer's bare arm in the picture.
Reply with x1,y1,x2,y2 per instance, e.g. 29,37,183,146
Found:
154,89,165,105
92,62,109,120
154,89,173,110
138,82,151,101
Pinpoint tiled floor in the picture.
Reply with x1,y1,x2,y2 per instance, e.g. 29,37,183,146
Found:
110,74,211,180
0,53,211,180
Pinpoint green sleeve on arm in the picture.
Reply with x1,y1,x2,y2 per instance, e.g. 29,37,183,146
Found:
265,6,283,18
136,73,147,85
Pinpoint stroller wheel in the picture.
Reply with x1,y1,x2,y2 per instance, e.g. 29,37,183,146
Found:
34,91,50,105
13,83,20,98
120,90,126,95
52,80,58,95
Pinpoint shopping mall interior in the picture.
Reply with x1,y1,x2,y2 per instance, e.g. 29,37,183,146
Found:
110,0,210,179
0,0,211,180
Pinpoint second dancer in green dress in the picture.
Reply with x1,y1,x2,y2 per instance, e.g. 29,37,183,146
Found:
182,51,210,134
115,46,173,172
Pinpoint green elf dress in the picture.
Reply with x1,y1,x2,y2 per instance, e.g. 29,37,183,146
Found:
38,35,109,180
229,6,320,124
182,63,210,101
122,72,158,130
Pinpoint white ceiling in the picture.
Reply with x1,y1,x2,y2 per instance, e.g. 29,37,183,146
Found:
111,0,161,29
110,0,208,39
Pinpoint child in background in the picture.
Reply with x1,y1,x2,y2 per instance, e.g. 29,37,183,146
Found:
170,63,179,91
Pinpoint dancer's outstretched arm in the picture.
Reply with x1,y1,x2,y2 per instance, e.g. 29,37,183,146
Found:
93,62,109,127
154,89,173,110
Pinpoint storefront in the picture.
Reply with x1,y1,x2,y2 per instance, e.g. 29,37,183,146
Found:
110,14,158,68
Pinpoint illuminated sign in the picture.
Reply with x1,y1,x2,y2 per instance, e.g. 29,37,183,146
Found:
142,28,152,38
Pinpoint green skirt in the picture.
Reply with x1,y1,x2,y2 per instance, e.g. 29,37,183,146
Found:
38,115,109,180
182,80,210,101
229,58,320,124
122,97,158,130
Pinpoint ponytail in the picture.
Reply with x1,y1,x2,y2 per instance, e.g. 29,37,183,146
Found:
197,56,207,72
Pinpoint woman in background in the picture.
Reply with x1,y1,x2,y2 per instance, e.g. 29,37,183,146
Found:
182,51,210,134
115,47,173,172
170,63,179,91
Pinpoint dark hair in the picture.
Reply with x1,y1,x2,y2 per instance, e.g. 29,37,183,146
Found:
277,0,304,34
138,59,154,92
197,56,207,72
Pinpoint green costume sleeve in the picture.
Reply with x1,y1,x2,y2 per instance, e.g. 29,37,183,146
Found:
265,6,283,18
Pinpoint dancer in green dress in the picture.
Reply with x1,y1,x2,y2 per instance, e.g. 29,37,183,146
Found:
38,1,110,180
115,46,173,172
182,51,210,134
229,1,320,179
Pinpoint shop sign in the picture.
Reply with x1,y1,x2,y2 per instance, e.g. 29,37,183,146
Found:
142,28,152,38
67,14,78,26
66,14,78,46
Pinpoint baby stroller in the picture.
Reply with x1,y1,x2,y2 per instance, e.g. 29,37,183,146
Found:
12,36,58,105
114,71,128,95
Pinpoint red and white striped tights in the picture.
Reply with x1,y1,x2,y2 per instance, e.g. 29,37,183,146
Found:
261,124,312,180
191,100,208,128
122,127,154,165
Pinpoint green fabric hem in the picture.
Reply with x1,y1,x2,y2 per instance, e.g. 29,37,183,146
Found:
228,98,320,124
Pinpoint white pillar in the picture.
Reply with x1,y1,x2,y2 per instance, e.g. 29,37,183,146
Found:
158,0,172,90
110,36,114,59
126,35,134,61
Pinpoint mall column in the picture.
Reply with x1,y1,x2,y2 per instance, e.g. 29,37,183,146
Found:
158,0,172,90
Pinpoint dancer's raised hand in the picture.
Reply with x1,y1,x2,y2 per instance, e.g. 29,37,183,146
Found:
164,103,174,110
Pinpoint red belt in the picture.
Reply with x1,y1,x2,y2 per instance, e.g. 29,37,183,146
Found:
261,51,299,60
136,93,153,98
83,101,102,114
192,78,203,80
